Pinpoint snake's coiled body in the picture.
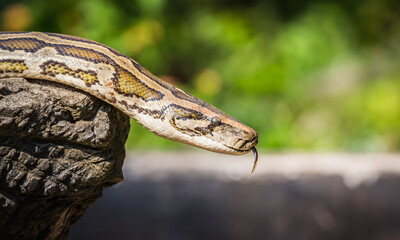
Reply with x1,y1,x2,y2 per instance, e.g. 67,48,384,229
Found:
0,31,258,158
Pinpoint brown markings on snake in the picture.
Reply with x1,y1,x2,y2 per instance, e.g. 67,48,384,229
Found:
112,66,163,100
118,100,162,119
54,45,164,100
50,43,164,101
50,45,163,100
166,104,206,121
0,38,45,52
117,100,207,123
159,104,207,136
0,36,164,101
119,100,128,107
109,96,117,103
43,32,128,58
44,32,99,44
56,45,110,64
40,60,99,86
0,59,28,73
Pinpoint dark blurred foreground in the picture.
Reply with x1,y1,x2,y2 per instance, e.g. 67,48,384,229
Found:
67,153,400,240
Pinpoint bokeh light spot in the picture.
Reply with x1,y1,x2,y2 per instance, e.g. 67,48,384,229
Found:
194,68,222,96
122,19,164,54
2,3,32,31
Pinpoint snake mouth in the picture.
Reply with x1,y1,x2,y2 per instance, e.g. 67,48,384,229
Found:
223,133,258,153
222,135,258,173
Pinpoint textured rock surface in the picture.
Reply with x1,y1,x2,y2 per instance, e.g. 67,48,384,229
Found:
0,78,130,240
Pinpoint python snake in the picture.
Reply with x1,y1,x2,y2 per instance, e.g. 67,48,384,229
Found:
0,31,259,172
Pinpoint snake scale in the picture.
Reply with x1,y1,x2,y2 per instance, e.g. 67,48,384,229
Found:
0,31,259,172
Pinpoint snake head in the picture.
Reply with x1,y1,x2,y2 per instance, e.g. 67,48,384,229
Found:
160,102,258,155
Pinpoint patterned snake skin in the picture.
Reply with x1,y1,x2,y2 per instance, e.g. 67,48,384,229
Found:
0,32,258,171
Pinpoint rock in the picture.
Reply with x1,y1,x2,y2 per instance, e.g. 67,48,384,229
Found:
0,78,130,240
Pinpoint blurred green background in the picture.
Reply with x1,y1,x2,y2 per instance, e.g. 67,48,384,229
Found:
1,0,399,152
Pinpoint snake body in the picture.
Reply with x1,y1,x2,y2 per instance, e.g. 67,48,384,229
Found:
0,32,258,162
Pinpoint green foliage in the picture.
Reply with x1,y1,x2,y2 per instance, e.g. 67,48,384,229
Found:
1,0,399,152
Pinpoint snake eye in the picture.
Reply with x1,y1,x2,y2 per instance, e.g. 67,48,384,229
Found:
211,117,222,126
